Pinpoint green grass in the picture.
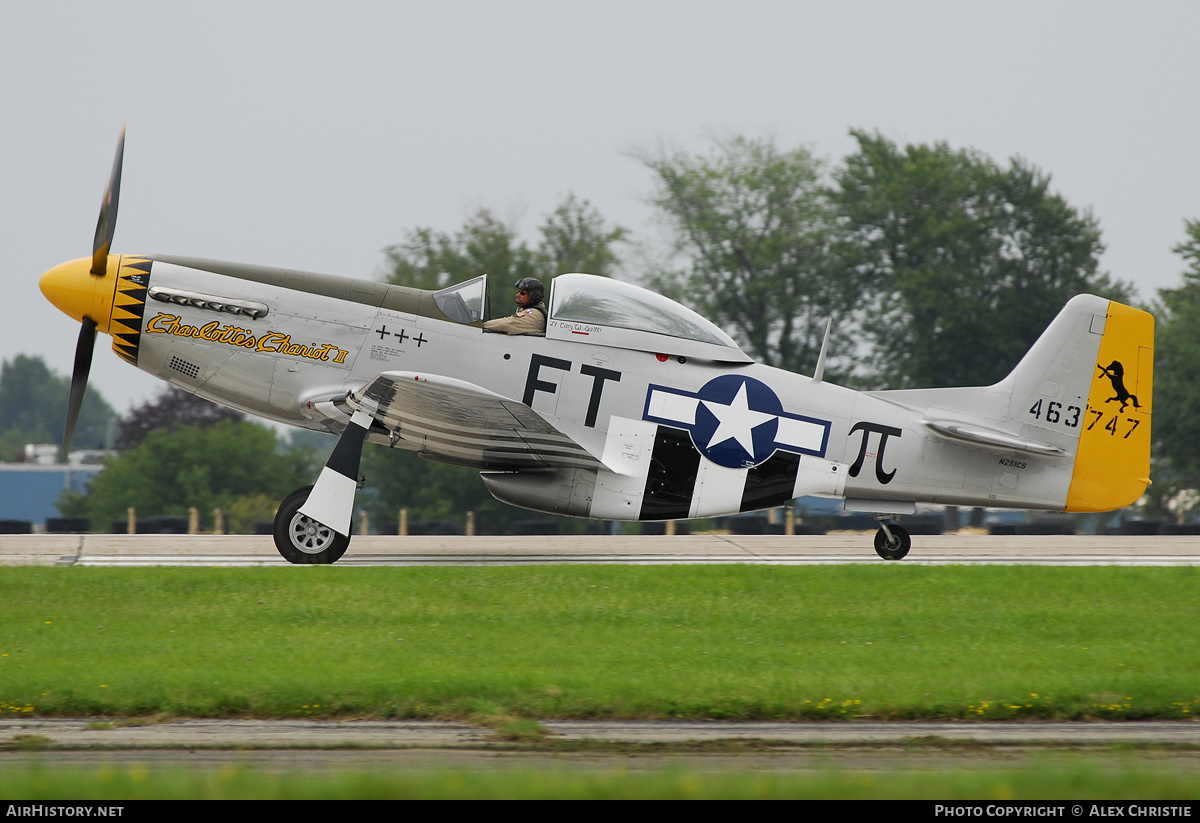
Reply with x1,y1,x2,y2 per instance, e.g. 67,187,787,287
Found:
1,565,1198,720
1,758,1199,799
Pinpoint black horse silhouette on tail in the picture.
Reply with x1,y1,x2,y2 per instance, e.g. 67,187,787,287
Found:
1098,361,1140,412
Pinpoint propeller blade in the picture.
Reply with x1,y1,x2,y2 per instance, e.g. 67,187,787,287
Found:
90,127,125,277
60,316,97,462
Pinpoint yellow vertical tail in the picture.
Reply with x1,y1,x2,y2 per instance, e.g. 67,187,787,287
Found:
1065,302,1154,512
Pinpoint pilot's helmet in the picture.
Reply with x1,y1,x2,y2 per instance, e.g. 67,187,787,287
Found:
514,277,544,304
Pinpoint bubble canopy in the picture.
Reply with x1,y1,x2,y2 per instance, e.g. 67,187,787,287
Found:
548,273,738,348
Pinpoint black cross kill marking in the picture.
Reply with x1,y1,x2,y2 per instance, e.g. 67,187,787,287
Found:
414,333,428,347
395,328,409,344
376,326,390,340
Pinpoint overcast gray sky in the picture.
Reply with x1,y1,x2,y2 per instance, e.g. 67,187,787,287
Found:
4,1,1198,417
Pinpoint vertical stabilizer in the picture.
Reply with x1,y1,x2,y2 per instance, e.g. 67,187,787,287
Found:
873,294,1153,514
1065,302,1154,511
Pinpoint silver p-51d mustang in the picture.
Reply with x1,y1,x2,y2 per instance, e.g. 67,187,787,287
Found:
40,132,1154,563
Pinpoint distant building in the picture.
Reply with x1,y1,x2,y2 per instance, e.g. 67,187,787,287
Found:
0,445,108,526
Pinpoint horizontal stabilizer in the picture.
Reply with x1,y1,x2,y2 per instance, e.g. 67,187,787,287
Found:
922,419,1064,456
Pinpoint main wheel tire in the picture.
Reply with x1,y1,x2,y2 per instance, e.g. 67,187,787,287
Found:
873,523,911,560
273,485,350,565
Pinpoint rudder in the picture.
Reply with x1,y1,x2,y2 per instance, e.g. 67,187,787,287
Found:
1065,301,1154,512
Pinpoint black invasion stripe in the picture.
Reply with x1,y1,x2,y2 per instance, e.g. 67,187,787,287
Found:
385,416,588,452
326,419,369,479
363,378,400,408
392,423,575,451
638,426,700,521
370,406,594,454
406,442,594,472
390,423,588,456
363,387,590,451
409,434,598,470
740,451,802,513
412,438,585,464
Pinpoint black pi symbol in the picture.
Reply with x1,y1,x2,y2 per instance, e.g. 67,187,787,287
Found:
1097,361,1140,413
848,422,902,485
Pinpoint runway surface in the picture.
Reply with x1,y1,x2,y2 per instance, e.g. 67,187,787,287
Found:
3,533,1200,566
5,717,1200,747
4,533,1198,764
5,718,1200,774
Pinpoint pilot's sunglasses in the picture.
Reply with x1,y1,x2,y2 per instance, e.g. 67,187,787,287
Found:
517,289,529,295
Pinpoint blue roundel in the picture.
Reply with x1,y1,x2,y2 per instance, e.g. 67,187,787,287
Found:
691,375,783,468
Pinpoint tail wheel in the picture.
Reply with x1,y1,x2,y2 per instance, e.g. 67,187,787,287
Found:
273,485,350,565
873,523,911,560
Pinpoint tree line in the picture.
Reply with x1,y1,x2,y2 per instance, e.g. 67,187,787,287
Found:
8,131,1197,530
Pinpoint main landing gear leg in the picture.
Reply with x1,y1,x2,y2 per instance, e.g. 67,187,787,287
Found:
272,408,373,565
873,516,911,560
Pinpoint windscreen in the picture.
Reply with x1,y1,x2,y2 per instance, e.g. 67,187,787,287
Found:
433,275,487,324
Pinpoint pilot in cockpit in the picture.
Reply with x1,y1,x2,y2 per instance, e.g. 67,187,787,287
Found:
483,277,547,334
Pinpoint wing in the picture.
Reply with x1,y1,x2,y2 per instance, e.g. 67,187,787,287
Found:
350,370,604,471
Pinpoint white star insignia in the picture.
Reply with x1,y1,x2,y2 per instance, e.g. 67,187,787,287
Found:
701,382,776,457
